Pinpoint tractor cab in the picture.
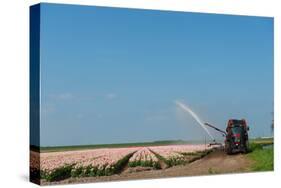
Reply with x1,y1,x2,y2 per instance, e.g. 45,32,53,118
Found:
225,119,249,154
229,125,245,148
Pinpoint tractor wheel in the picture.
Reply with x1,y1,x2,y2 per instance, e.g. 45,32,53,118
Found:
225,142,232,155
244,140,249,153
241,147,247,154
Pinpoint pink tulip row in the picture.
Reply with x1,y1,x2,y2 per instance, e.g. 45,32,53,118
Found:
128,147,160,168
73,148,136,170
39,147,137,171
129,147,158,163
149,144,212,160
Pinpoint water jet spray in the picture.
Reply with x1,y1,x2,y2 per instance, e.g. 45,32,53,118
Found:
175,101,215,142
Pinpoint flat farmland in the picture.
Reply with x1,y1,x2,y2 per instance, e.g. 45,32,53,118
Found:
31,139,272,186
31,144,222,184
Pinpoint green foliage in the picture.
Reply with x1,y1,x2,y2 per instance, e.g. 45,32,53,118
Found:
166,157,186,166
83,165,94,177
113,153,134,173
44,164,73,182
128,159,161,169
153,161,161,169
88,167,97,176
248,145,273,171
71,165,101,178
248,142,263,152
71,166,83,177
250,137,273,145
104,166,114,176
161,150,212,167
180,150,209,156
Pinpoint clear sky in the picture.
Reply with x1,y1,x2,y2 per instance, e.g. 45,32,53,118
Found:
38,3,273,147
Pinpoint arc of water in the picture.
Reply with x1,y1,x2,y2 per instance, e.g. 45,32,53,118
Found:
175,101,215,141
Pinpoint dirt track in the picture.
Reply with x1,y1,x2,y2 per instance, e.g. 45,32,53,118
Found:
43,149,252,185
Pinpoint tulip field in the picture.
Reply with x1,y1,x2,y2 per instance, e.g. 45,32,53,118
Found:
128,147,160,169
31,144,217,182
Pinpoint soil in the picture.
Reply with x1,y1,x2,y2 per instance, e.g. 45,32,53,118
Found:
41,149,253,185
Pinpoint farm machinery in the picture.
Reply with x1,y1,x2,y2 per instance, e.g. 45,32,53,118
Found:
204,119,249,154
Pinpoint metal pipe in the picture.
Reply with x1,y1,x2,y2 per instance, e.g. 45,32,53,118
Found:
204,123,227,136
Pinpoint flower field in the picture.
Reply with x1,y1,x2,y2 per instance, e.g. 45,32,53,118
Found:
70,148,137,177
38,148,137,181
149,144,211,167
31,144,217,182
128,147,160,169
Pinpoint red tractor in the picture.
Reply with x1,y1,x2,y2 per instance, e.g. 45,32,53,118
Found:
205,119,249,154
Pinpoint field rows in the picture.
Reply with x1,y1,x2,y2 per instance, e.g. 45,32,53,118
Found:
31,144,217,181
128,147,160,169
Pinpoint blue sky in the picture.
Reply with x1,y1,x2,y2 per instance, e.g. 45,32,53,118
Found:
38,3,273,146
